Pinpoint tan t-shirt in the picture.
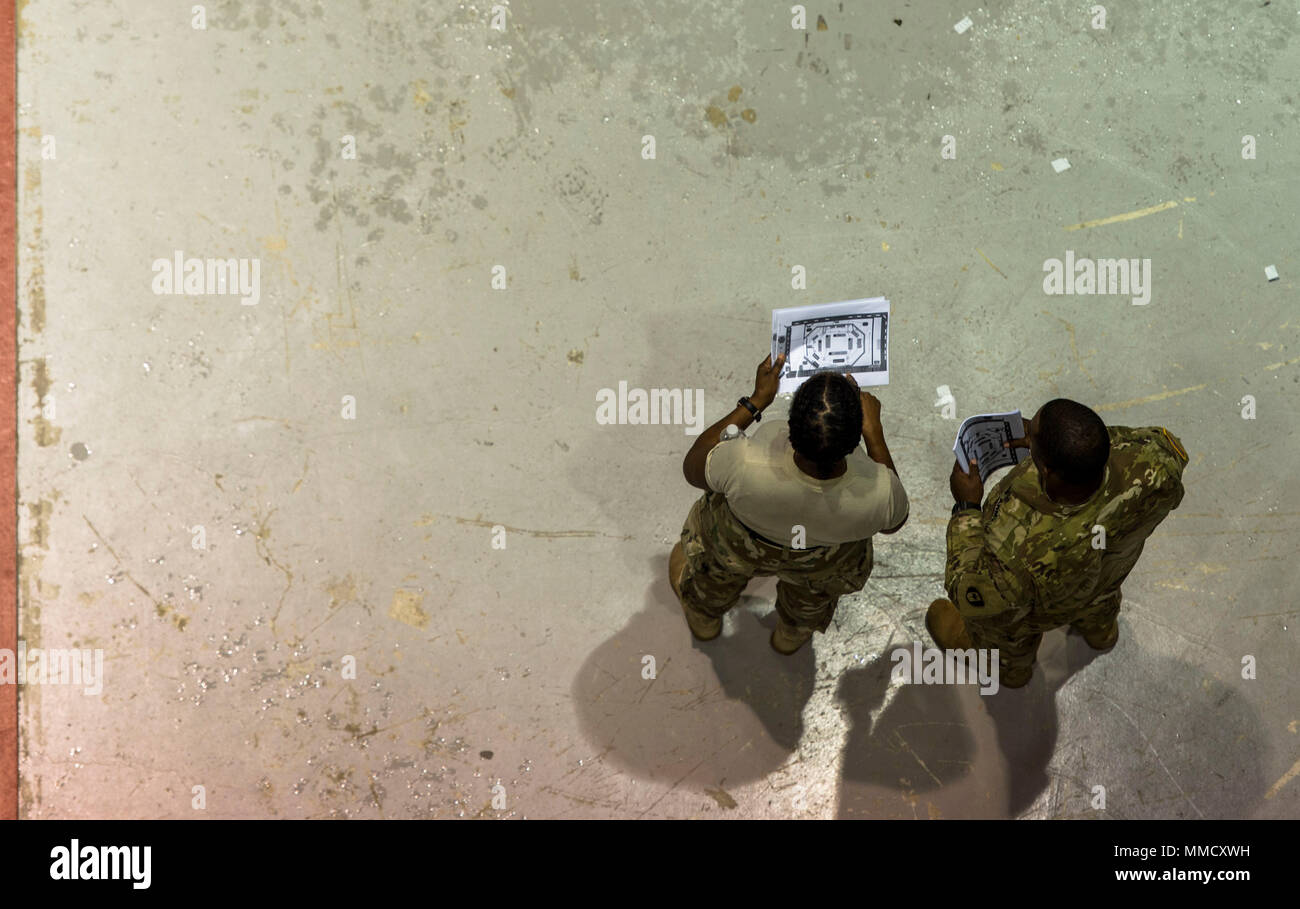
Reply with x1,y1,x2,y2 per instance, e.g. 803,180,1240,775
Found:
705,419,908,547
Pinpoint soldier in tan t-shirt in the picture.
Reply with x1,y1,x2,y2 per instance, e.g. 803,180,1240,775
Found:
669,354,909,655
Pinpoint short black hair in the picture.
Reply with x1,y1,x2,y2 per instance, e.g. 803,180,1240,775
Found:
788,372,863,469
1036,399,1109,486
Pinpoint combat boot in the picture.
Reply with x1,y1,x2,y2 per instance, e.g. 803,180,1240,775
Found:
1077,620,1119,652
770,618,813,655
925,598,974,650
670,542,721,641
999,663,1033,688
927,599,1031,689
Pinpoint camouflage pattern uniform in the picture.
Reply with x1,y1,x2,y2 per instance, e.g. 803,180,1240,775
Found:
678,490,874,633
946,425,1189,677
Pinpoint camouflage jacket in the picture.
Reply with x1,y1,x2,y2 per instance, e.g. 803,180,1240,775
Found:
945,425,1189,619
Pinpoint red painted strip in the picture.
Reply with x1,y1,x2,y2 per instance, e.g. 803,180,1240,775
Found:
0,0,17,819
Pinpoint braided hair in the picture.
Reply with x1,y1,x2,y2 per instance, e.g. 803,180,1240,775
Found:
788,372,863,473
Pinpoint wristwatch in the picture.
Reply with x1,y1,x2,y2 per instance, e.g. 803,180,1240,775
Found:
737,397,762,421
952,500,982,516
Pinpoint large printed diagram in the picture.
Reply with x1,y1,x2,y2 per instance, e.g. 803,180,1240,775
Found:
771,297,890,395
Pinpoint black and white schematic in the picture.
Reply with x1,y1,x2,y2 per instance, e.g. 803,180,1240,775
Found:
771,297,890,395
953,411,1030,483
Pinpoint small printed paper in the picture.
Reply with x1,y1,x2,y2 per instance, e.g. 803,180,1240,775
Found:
954,16,973,34
1051,157,1071,173
1265,264,1279,282
953,411,1029,483
771,297,889,395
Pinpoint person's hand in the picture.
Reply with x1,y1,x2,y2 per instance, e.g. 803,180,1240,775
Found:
844,372,883,437
750,353,785,409
1004,413,1033,452
950,457,984,503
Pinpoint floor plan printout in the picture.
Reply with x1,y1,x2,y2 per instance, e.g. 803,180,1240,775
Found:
953,411,1030,483
771,297,890,395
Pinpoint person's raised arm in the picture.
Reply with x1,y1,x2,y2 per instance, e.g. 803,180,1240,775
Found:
849,379,906,533
682,353,785,489
859,389,898,477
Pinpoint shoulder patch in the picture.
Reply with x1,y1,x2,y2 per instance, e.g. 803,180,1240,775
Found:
1157,426,1188,463
953,574,1009,617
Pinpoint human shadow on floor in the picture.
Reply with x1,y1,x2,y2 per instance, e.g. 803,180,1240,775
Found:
569,559,815,789
834,625,1096,817
835,621,1269,818
834,652,980,816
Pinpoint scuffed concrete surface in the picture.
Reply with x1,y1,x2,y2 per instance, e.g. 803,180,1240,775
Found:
13,0,1300,817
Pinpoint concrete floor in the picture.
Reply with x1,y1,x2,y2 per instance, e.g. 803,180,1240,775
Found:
14,0,1299,818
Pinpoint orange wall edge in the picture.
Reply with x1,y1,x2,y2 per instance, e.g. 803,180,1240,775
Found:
1,0,18,821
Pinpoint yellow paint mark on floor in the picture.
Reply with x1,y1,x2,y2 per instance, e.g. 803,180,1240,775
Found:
704,787,738,809
975,248,1007,279
1095,384,1206,413
16,0,36,37
1049,314,1097,389
448,514,631,541
388,590,428,628
1264,754,1300,799
1064,200,1178,231
324,573,358,607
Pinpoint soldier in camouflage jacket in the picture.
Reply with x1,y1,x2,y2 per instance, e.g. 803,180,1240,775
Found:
932,399,1188,688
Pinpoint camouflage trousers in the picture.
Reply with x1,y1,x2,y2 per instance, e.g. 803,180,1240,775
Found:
962,589,1124,675
678,491,874,633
